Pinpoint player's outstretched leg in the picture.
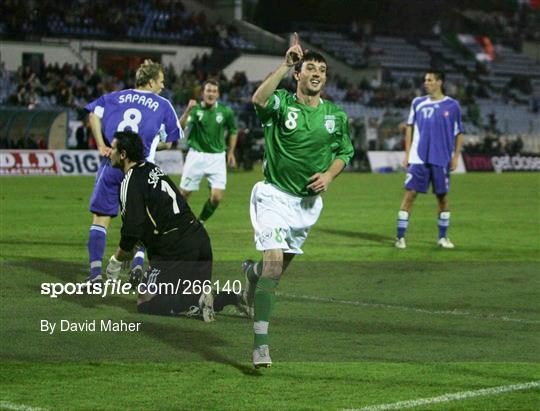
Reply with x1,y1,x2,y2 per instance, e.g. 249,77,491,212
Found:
242,259,261,308
86,224,107,282
252,251,281,368
199,188,224,223
253,277,276,368
199,199,218,223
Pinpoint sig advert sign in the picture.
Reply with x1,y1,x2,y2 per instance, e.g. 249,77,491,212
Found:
1,150,184,176
56,151,101,175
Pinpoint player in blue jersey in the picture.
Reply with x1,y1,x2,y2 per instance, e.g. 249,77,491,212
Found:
395,71,464,249
84,59,182,282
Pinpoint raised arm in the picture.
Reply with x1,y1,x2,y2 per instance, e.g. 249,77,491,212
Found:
252,32,304,108
179,99,198,129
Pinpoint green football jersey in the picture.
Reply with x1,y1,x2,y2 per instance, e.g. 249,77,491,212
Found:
255,89,354,197
186,102,238,153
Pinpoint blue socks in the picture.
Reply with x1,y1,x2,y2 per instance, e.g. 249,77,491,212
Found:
438,211,450,239
397,210,409,239
396,210,451,240
88,227,145,278
88,225,107,278
132,247,145,270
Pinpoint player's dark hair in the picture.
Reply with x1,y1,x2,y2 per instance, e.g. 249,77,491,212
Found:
428,70,445,83
202,79,220,91
135,59,163,87
426,70,445,94
114,131,145,162
294,51,327,73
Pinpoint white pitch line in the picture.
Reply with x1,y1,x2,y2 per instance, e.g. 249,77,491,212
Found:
0,402,48,411
277,292,540,325
351,380,540,411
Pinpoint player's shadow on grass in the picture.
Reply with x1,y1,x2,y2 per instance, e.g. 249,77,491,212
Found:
7,257,261,376
317,228,394,244
280,315,492,339
0,239,87,247
7,257,134,311
142,322,261,376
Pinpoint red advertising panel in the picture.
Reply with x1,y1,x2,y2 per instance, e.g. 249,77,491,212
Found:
0,151,58,175
0,150,184,176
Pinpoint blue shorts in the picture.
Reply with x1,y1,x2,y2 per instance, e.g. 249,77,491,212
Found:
89,157,125,216
404,163,450,195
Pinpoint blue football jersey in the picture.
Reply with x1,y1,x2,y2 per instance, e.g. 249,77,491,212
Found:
85,89,182,161
407,96,464,167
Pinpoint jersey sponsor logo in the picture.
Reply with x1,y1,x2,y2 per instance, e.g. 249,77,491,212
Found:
216,113,223,124
148,167,165,188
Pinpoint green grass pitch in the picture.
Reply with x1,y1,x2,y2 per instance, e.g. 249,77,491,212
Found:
1,170,539,410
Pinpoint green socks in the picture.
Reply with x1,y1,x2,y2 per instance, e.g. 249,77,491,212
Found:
198,199,218,222
247,261,262,283
253,277,279,347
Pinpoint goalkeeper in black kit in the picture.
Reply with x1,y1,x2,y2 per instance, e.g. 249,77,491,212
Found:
105,130,250,320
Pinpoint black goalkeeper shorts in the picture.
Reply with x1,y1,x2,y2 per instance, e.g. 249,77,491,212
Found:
137,223,212,316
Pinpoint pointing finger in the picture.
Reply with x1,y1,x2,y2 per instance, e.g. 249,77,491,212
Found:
293,32,299,46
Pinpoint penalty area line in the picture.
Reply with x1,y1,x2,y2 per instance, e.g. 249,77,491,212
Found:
349,380,540,411
277,292,540,325
0,402,48,411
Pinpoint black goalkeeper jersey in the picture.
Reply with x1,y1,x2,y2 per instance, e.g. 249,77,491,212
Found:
118,161,197,258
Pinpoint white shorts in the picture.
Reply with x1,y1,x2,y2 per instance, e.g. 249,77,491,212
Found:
249,181,323,254
180,149,226,191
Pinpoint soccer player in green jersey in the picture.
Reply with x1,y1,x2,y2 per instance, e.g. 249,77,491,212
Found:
179,80,238,223
245,33,354,367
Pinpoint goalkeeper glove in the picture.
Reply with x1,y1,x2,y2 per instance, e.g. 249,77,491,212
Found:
105,255,123,280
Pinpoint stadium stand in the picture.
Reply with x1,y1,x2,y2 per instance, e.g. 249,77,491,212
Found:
0,0,255,50
301,30,367,68
1,0,539,157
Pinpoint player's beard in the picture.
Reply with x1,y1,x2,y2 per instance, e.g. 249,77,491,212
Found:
111,156,122,169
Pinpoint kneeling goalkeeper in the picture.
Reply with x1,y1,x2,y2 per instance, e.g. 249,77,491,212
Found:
105,131,248,320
